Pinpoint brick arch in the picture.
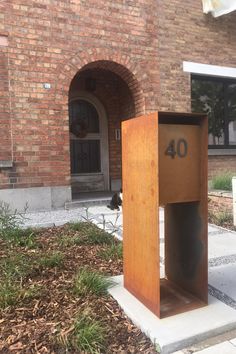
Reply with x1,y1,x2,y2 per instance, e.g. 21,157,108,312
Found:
54,49,146,116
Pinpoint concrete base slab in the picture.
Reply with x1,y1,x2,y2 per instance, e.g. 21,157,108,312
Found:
208,233,236,259
109,275,236,354
209,263,236,302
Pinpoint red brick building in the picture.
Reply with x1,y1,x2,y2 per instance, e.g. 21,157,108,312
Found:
0,1,236,211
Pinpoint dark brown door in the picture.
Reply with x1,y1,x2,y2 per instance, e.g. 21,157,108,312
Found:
69,98,107,192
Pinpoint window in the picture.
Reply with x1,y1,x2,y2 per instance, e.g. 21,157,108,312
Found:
191,76,236,147
69,99,99,134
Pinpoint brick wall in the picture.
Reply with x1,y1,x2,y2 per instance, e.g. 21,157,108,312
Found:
157,1,236,177
0,0,235,194
0,0,159,190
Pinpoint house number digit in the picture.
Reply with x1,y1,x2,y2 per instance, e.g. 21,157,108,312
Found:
165,139,188,159
177,138,188,158
165,139,176,159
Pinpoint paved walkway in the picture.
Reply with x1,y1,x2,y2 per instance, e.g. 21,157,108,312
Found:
23,205,236,354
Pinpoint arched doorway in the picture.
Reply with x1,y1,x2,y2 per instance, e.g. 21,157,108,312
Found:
69,92,109,193
68,60,144,196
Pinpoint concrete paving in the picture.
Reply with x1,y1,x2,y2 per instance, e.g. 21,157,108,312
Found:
22,205,236,354
109,276,236,354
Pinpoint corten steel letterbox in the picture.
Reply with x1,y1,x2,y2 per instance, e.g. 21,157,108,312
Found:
122,112,208,318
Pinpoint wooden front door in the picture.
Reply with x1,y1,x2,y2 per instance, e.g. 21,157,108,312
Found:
69,98,109,192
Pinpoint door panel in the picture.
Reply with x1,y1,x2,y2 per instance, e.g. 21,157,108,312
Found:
70,140,101,174
69,96,109,192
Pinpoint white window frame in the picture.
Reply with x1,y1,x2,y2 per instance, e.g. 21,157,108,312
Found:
183,61,236,79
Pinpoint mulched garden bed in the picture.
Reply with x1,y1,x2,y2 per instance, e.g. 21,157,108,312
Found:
0,222,158,354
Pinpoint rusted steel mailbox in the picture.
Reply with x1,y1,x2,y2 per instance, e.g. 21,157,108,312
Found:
122,112,208,318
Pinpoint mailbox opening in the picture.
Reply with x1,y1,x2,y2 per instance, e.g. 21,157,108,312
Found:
160,202,206,318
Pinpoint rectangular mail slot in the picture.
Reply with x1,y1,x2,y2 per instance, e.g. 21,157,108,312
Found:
122,111,208,318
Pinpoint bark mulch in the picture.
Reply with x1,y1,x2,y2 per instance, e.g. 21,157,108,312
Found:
0,223,158,354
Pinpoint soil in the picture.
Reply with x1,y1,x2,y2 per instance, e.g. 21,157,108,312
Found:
0,224,158,354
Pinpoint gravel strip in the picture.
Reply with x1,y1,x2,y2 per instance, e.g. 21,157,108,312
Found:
21,206,123,239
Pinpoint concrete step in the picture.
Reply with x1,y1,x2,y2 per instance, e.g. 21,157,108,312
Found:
65,198,111,209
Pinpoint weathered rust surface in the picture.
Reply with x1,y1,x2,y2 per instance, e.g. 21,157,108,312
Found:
159,124,201,205
122,113,160,317
160,278,205,318
122,111,208,318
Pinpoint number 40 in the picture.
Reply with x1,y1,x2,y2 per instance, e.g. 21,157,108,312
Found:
165,139,188,159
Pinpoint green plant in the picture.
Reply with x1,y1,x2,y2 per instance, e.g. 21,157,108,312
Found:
210,211,233,226
85,228,113,245
211,173,234,191
74,267,115,296
58,311,106,354
57,234,84,247
8,228,38,248
217,212,233,225
0,202,26,232
71,313,106,353
67,222,113,245
0,279,43,309
0,279,21,309
98,242,123,261
68,221,92,232
0,202,38,248
0,253,32,280
38,252,64,268
22,285,43,300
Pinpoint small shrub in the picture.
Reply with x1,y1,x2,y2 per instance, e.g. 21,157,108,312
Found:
74,268,115,296
211,173,234,191
38,252,64,268
99,242,123,261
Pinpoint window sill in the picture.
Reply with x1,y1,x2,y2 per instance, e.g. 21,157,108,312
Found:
0,160,13,168
208,149,236,156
